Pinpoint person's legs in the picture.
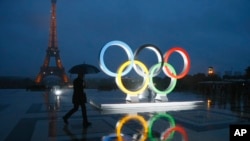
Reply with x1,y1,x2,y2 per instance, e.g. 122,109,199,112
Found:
63,104,79,124
80,103,91,127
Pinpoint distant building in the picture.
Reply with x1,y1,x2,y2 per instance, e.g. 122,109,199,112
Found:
234,71,242,77
208,67,214,76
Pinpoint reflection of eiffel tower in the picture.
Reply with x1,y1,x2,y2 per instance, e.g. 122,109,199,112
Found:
35,0,69,84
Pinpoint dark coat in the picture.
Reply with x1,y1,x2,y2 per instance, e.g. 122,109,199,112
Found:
72,77,87,104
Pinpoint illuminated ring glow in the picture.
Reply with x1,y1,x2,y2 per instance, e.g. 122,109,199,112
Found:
148,113,176,140
164,47,191,79
116,115,148,141
149,63,177,95
116,60,149,96
161,125,188,141
133,44,164,77
99,40,134,77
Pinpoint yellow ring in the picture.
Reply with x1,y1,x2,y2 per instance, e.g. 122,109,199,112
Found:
115,60,149,96
116,115,148,141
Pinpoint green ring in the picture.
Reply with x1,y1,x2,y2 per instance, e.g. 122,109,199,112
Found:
148,113,176,141
149,62,177,95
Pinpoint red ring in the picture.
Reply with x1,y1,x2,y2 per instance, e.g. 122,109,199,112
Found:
161,125,188,141
164,47,191,79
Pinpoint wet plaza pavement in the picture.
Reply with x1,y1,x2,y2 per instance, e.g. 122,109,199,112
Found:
0,88,250,141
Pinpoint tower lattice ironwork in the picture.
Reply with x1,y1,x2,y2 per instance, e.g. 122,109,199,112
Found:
35,0,69,84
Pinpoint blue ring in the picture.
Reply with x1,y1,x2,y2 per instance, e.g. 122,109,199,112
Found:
99,40,134,77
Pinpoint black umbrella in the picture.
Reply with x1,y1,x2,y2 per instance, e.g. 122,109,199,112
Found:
69,63,100,74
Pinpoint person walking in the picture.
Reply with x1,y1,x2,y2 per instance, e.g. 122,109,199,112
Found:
63,72,91,127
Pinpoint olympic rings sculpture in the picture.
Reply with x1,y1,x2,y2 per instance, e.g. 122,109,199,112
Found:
115,113,188,141
99,40,191,95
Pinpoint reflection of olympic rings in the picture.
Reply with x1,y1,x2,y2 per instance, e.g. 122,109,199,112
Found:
161,125,188,141
99,40,191,95
115,113,188,141
148,113,175,140
116,115,148,141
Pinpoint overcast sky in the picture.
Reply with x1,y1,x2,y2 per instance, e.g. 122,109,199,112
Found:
0,0,250,78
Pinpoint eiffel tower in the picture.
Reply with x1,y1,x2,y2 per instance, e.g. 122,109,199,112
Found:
35,0,69,84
